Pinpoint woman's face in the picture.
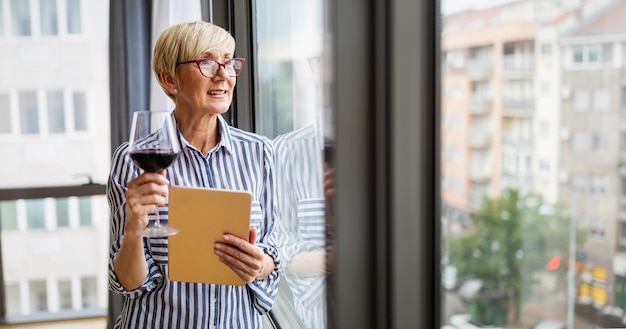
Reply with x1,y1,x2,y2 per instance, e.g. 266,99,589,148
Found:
175,49,236,116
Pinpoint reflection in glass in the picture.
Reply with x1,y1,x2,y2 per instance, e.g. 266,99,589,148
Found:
254,1,328,328
441,0,626,328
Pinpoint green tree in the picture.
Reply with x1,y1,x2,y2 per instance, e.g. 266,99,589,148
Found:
448,188,586,326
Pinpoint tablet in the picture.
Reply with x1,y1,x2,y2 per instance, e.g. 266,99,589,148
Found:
167,186,252,285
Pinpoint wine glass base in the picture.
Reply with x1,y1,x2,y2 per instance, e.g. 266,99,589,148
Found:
136,226,180,237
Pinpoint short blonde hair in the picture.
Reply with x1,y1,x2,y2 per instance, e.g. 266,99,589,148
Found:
152,21,236,100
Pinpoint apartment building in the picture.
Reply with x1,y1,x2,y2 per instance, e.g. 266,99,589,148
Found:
0,0,110,322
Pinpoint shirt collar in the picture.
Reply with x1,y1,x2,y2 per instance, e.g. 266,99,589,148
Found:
173,114,233,155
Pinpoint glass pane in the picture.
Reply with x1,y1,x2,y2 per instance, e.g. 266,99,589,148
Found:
78,196,91,226
73,92,87,131
441,1,626,329
254,1,329,328
58,279,72,310
56,198,69,228
19,91,39,134
0,94,10,133
0,201,17,231
66,0,81,34
47,90,65,133
10,0,31,36
26,199,45,229
29,280,48,313
40,0,58,36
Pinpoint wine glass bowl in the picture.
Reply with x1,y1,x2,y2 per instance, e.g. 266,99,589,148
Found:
128,110,181,237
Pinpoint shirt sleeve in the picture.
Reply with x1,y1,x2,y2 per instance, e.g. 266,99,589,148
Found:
106,142,164,298
246,137,281,314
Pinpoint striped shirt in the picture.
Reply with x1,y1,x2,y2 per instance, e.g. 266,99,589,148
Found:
107,114,280,329
273,123,327,329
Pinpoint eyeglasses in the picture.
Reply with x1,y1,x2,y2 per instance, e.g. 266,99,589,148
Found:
177,58,246,78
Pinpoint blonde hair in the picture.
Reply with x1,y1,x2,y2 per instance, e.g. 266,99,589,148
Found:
152,21,236,100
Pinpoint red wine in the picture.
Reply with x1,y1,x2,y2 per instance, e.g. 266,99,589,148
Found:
130,148,179,172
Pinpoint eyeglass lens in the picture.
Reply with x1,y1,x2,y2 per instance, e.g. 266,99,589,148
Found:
199,59,242,77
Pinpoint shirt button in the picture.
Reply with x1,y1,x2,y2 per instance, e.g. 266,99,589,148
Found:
211,297,217,303
210,326,216,329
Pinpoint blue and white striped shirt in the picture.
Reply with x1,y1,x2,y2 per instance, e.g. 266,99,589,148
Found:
107,114,280,329
273,123,327,329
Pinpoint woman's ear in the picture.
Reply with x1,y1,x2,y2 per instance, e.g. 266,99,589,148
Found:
160,70,177,94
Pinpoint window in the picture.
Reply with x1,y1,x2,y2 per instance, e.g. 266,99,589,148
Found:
47,90,65,133
56,198,69,228
593,88,609,111
0,94,10,134
573,89,589,111
58,279,72,310
66,0,81,34
253,1,327,327
0,201,17,231
26,199,45,229
591,132,607,153
73,92,87,131
11,0,31,36
29,280,48,313
40,0,59,36
19,91,39,134
571,131,587,153
78,197,91,226
0,0,110,324
590,175,607,196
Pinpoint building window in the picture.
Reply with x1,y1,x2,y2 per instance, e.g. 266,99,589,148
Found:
0,201,18,231
571,131,587,153
66,0,82,34
81,277,97,308
573,89,589,111
11,0,31,36
47,90,65,133
58,279,72,310
570,174,586,194
590,175,607,196
29,280,48,313
571,43,612,66
78,197,92,226
591,132,607,153
593,88,609,112
0,94,10,134
73,92,87,131
40,0,59,36
56,198,69,228
19,91,39,135
26,199,45,229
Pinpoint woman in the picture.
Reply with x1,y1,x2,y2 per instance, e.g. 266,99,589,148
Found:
107,21,279,329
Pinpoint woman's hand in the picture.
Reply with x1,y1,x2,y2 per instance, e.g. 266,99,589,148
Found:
124,169,169,235
214,228,274,282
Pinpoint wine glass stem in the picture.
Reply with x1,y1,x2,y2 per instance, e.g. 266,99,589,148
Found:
154,207,162,228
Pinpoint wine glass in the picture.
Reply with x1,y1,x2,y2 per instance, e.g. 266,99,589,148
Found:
128,110,181,237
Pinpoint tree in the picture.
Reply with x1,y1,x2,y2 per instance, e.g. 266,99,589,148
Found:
448,188,586,326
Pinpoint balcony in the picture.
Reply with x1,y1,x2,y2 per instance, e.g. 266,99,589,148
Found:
502,98,534,117
468,97,492,114
466,60,493,80
501,54,534,78
468,131,492,148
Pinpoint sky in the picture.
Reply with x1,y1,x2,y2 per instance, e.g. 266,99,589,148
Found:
441,0,515,15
